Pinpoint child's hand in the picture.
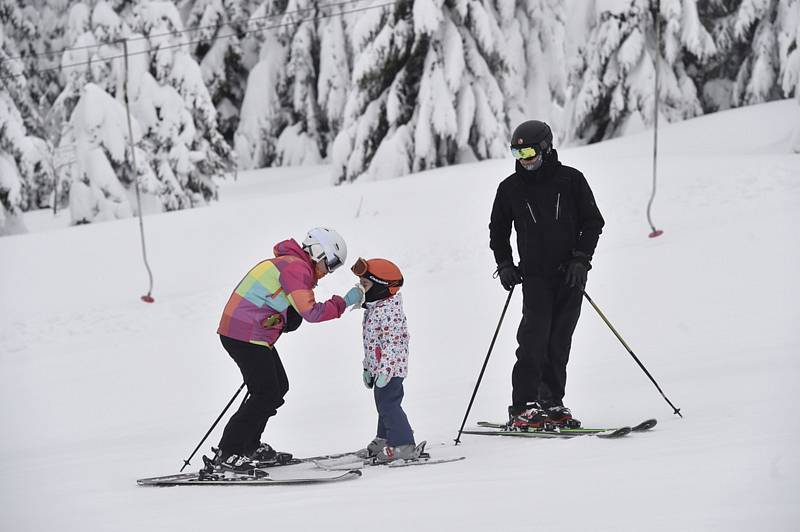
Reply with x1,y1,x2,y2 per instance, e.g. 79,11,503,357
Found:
375,374,390,388
344,284,365,309
362,370,374,389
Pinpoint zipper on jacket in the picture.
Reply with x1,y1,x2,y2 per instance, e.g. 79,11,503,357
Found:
556,193,561,221
525,201,537,223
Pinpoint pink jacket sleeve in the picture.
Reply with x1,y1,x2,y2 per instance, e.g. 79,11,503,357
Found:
280,263,346,323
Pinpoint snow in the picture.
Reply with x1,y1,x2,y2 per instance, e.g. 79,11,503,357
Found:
1,100,799,531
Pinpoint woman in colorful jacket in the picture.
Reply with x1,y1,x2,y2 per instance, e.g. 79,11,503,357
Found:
213,227,364,472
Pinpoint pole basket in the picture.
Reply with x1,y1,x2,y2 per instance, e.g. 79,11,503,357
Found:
141,294,155,303
648,229,664,238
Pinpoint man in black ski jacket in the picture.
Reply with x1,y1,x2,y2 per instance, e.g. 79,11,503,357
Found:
489,120,604,430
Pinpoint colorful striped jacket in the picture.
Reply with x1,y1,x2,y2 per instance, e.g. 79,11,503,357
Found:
217,238,347,346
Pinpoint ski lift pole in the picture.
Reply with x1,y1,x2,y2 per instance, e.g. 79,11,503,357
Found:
647,0,664,238
455,286,516,445
583,290,681,417
122,39,156,303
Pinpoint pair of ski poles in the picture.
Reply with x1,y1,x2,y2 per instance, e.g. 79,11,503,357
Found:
453,286,682,445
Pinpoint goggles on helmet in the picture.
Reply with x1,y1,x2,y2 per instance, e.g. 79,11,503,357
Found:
350,257,403,288
510,145,538,160
351,257,370,277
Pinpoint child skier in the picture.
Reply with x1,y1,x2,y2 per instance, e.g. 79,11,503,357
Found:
212,227,364,472
350,257,418,463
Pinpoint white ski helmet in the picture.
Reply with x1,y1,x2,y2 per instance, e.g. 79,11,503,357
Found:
302,227,347,272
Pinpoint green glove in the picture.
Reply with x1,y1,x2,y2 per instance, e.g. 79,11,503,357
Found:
375,373,390,388
362,370,374,389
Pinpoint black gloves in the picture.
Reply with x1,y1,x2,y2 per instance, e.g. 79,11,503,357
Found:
564,251,591,290
496,260,523,291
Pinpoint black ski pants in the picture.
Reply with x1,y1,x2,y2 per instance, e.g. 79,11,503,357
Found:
512,275,583,408
217,335,289,457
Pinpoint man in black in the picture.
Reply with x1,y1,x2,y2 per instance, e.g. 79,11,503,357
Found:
489,120,604,429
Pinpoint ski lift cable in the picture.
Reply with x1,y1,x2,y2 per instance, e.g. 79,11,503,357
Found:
0,0,376,64
647,0,664,239
123,39,155,303
0,1,397,82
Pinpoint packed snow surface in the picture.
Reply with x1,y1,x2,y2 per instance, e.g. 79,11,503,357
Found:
1,101,798,531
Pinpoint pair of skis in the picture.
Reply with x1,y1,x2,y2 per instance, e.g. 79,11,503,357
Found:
137,441,464,487
462,418,658,439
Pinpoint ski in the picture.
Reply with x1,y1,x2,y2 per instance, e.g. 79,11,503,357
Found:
314,455,466,470
137,469,361,487
463,426,632,439
313,441,465,470
469,418,657,439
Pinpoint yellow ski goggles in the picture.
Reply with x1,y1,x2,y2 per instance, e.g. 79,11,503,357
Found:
510,145,539,160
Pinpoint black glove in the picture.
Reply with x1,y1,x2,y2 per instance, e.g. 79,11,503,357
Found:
496,260,523,291
563,252,591,290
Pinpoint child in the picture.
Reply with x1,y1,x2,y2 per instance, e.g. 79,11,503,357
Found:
350,257,418,463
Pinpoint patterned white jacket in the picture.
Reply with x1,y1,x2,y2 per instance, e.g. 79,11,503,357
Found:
362,293,409,381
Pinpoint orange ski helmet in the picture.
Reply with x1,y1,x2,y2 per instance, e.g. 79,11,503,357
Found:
351,257,404,295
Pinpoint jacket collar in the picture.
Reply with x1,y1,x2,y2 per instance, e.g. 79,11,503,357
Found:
364,292,402,309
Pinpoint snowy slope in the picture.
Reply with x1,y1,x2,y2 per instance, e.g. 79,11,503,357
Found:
1,100,798,532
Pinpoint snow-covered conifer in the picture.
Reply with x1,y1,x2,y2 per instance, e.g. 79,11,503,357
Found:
496,1,568,135
0,15,53,233
566,0,714,144
334,0,513,183
131,0,233,207
64,83,137,224
181,0,252,143
234,0,290,169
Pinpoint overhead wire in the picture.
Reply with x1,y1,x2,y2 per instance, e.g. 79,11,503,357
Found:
0,0,376,64
0,0,397,82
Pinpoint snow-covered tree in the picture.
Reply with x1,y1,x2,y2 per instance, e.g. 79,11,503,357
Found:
131,0,234,208
181,0,253,143
0,11,53,233
693,0,796,112
497,1,569,136
234,0,290,169
333,0,515,183
236,0,346,168
566,0,716,144
66,83,137,224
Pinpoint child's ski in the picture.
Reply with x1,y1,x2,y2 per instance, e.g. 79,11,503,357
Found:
313,441,465,470
314,455,465,470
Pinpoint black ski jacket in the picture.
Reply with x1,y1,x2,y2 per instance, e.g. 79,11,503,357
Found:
489,149,605,276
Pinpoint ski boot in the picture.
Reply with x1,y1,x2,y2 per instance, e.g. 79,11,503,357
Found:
542,403,581,428
356,437,387,459
507,402,549,431
198,451,268,480
373,441,426,464
248,442,295,466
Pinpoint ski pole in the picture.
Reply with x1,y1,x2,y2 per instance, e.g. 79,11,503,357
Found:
582,291,682,417
180,382,248,471
455,286,516,445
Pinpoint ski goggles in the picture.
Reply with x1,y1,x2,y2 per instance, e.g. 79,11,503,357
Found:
510,145,539,160
350,257,403,287
351,257,370,277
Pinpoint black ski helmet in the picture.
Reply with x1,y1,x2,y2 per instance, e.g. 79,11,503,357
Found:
511,120,553,155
